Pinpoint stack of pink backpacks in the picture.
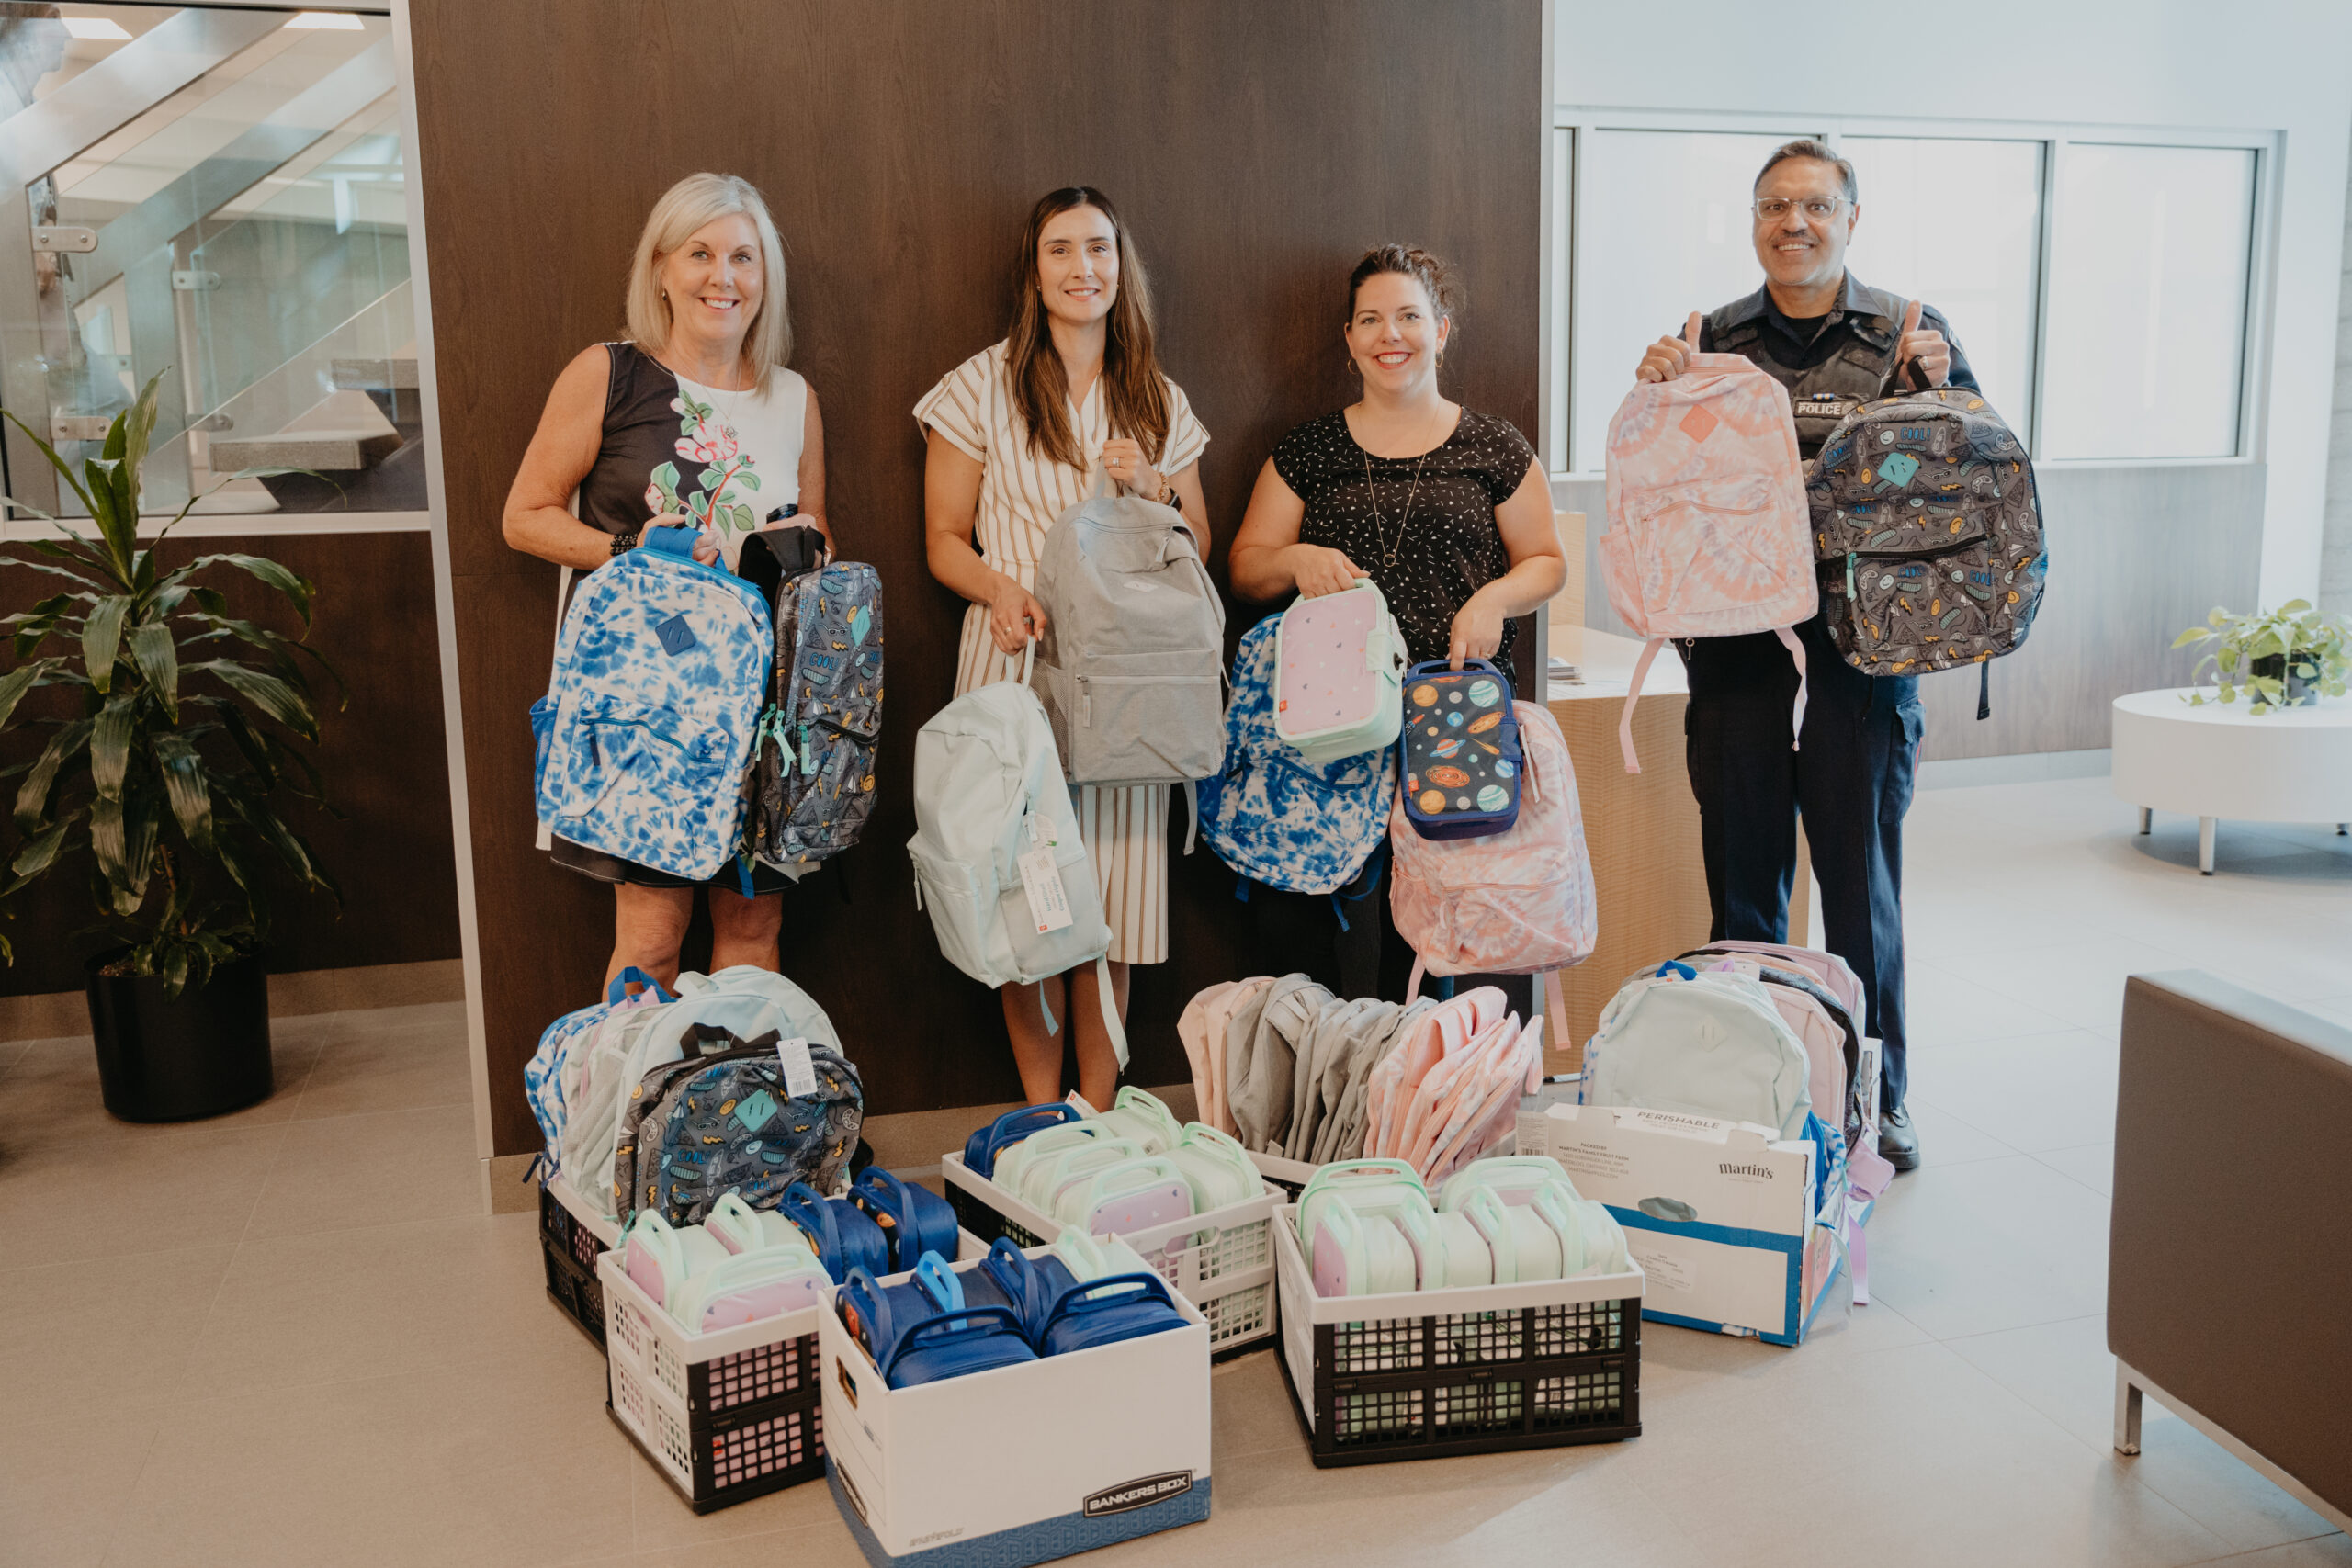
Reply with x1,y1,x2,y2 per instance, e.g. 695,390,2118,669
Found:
1600,343,1817,772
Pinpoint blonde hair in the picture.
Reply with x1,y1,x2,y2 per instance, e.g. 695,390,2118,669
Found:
623,172,790,389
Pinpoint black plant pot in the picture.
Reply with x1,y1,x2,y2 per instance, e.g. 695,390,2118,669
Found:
85,950,273,1122
2249,651,2322,706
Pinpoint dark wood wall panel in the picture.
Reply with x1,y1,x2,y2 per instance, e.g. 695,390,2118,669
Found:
0,529,461,995
411,0,1543,1153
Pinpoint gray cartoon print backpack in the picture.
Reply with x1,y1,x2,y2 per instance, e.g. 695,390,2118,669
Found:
740,526,884,874
1808,377,2046,717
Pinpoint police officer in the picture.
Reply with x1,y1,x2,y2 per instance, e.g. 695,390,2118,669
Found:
1634,139,1981,1173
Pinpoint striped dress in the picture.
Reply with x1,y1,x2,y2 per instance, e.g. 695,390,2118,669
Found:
915,341,1211,966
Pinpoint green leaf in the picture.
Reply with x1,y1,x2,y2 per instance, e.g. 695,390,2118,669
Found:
9,817,68,879
82,457,135,575
2216,647,2239,674
0,658,58,732
14,716,91,831
126,621,178,720
2170,626,2210,649
89,693,137,800
118,786,160,901
160,942,189,1000
88,790,127,895
2278,598,2311,615
182,554,313,626
213,701,277,789
0,408,98,517
1,554,105,593
81,594,129,693
192,660,316,741
115,371,163,513
152,730,213,852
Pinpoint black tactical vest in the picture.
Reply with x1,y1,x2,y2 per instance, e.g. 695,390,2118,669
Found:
1707,279,1910,459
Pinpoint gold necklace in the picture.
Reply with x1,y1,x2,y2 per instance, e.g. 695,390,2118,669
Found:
1360,403,1448,570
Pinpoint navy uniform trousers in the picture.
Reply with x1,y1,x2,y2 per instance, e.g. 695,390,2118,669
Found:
1682,615,1922,1111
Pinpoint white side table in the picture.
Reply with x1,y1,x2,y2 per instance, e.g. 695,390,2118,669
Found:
2110,689,2352,874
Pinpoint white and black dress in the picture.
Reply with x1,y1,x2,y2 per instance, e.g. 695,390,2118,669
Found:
1272,408,1538,693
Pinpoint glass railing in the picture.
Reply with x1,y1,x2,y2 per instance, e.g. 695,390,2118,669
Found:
2,6,416,520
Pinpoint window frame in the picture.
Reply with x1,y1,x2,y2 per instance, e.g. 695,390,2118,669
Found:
1546,107,2279,479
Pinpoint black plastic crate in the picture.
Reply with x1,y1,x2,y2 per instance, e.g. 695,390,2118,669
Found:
607,1384,824,1513
539,1182,612,1348
945,1179,1042,1247
542,1242,607,1348
1283,1297,1642,1465
672,1322,821,1416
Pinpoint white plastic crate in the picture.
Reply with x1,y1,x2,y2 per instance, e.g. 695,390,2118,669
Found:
941,1152,1279,1354
1272,1203,1645,1465
596,1231,984,1511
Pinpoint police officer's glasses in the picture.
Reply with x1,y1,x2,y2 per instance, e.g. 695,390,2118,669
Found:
1752,197,1847,223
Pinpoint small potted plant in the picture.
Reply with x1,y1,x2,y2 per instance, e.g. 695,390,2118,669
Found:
2172,601,2349,714
0,373,340,1121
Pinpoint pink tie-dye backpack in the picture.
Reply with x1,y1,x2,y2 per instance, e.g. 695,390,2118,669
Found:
1600,348,1817,772
1387,702,1596,999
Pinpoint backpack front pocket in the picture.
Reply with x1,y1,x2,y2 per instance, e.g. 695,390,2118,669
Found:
910,842,997,985
1069,652,1224,784
1634,481,1795,619
1843,532,1993,667
548,698,742,872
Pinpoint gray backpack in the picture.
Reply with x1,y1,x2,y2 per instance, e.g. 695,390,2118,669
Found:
1033,491,1226,790
1808,382,2046,716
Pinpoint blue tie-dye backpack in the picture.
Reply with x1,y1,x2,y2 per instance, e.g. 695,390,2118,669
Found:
530,527,773,880
1197,616,1396,896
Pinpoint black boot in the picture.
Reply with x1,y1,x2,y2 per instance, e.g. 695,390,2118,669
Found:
1879,1103,1920,1172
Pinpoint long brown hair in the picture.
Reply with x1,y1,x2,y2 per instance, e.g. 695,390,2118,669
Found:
1006,187,1170,472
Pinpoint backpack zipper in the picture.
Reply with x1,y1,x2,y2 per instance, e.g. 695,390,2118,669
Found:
1844,529,1989,600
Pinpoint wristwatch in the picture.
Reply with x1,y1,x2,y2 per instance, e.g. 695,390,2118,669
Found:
1156,481,1179,507
610,531,639,557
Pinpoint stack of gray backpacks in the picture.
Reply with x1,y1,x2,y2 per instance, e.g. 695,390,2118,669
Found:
1203,975,1436,1165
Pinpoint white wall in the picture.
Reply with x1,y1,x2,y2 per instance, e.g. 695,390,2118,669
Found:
1555,0,2352,609
2326,141,2352,615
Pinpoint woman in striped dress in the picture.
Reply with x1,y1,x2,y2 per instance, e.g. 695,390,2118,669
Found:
918,186,1211,1107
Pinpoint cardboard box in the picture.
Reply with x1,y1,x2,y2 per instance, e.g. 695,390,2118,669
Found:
1542,1102,1857,1346
820,1240,1213,1567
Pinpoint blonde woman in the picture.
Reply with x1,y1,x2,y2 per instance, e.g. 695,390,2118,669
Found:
919,186,1210,1108
503,172,826,987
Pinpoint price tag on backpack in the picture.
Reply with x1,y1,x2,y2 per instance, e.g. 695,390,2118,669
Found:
777,1036,819,1098
1017,844,1075,934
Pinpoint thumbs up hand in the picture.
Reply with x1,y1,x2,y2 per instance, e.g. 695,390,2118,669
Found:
1635,311,1706,384
1895,299,1951,389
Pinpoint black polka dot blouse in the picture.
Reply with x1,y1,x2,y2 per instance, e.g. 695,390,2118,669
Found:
1273,408,1539,694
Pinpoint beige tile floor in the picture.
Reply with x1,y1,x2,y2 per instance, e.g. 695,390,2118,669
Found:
3,776,2347,1568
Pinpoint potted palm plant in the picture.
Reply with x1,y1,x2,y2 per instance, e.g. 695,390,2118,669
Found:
0,373,340,1121
2173,602,2350,714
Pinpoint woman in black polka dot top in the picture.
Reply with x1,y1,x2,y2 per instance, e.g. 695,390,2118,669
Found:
1230,244,1564,694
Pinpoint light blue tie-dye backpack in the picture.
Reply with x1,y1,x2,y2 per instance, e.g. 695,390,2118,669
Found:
530,527,772,880
1197,616,1396,897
